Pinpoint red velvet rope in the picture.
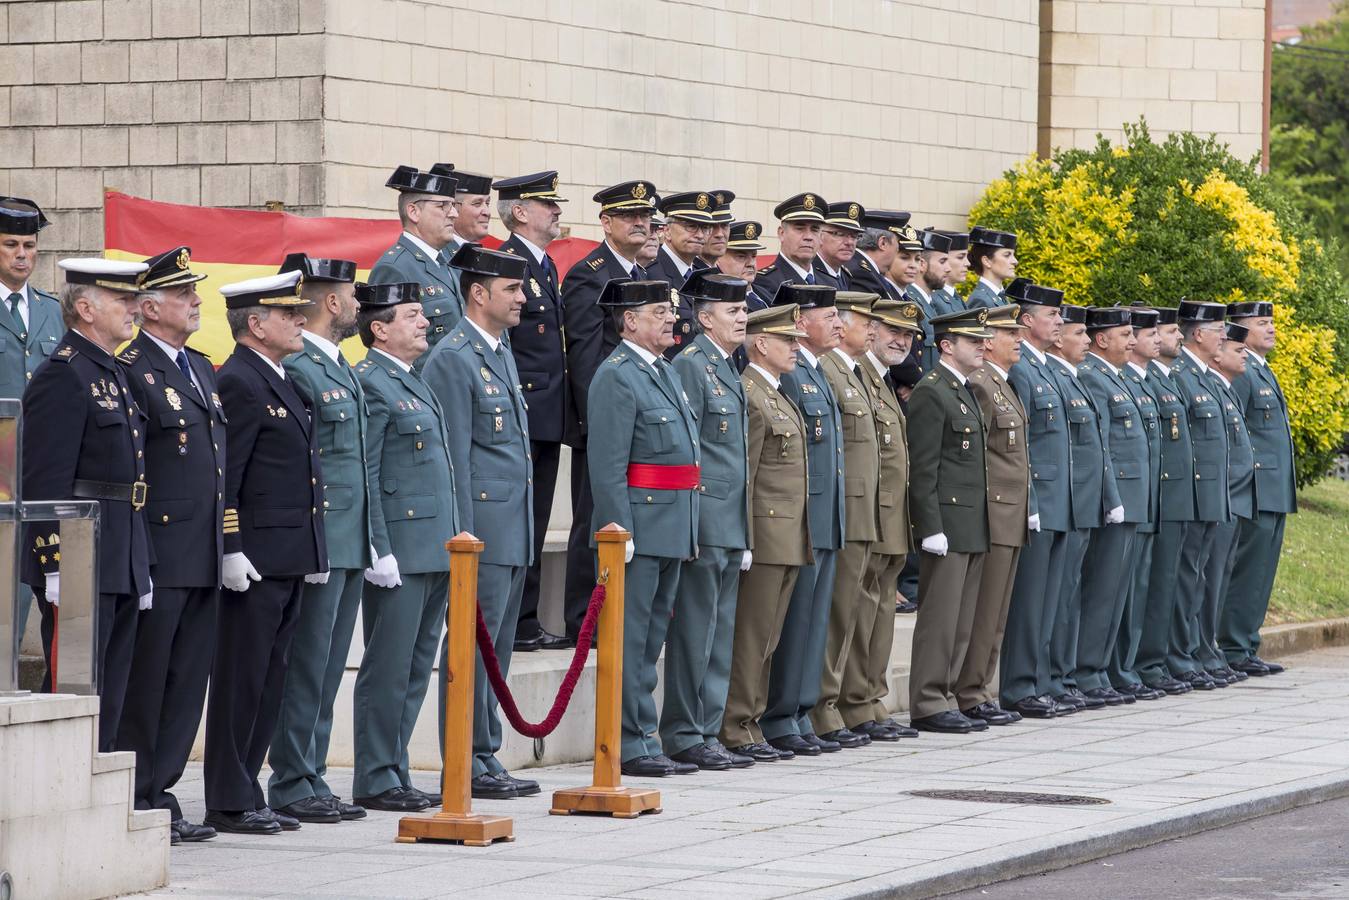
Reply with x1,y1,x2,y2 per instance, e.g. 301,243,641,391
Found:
474,581,607,738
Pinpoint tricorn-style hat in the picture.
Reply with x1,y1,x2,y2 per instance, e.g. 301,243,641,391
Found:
1060,304,1088,325
1225,322,1250,343
1128,306,1160,329
918,229,953,253
1004,278,1063,308
430,163,491,195
774,192,828,223
727,220,765,251
771,282,835,310
356,282,423,308
279,252,356,284
938,230,970,252
139,246,208,289
218,270,311,309
969,226,1018,250
449,244,528,280
594,181,658,214
1086,306,1133,330
1227,300,1273,319
1178,300,1226,323
59,258,148,293
746,303,807,338
492,170,567,202
0,197,49,235
385,165,457,197
598,278,671,308
680,270,748,303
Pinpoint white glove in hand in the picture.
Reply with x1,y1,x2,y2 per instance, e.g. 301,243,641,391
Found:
45,572,60,608
304,570,330,585
1106,505,1125,525
364,553,402,589
139,592,153,610
1028,514,1041,533
920,533,949,557
740,550,753,572
624,539,635,564
222,552,261,592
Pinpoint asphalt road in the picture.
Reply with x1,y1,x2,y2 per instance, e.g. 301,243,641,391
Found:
943,794,1349,900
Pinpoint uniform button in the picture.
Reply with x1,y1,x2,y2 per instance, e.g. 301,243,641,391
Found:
178,418,186,426
324,500,330,508
213,443,218,450
407,509,415,517
25,372,30,379
133,429,139,437
415,424,421,432
217,468,223,476
527,383,533,389
480,492,487,500
646,495,653,502
661,416,668,422
311,477,317,485
161,515,169,523
137,451,143,458
768,509,775,515
311,507,317,514
339,412,346,419
218,492,222,500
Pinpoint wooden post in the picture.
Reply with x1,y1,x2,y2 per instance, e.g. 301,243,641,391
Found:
396,532,514,846
550,523,661,819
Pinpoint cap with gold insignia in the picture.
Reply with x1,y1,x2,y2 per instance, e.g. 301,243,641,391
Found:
969,226,1018,250
356,282,423,309
931,308,995,339
1060,303,1088,325
727,220,765,252
709,189,736,223
834,291,878,316
219,270,311,309
449,244,528,280
773,192,828,223
59,257,149,292
430,164,492,196
279,252,357,283
918,229,953,253
1227,300,1273,319
747,303,807,338
1005,278,1063,308
594,180,658,215
861,210,912,235
870,299,925,333
771,282,835,309
1225,321,1250,343
385,165,457,197
984,304,1026,330
1127,304,1160,329
658,191,717,224
1178,299,1226,323
139,246,208,289
0,197,49,235
598,278,671,308
1086,306,1134,330
893,224,924,252
681,269,748,303
492,170,567,203
938,230,970,252
825,201,866,233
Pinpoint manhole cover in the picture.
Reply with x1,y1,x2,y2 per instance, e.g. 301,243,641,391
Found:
908,789,1110,806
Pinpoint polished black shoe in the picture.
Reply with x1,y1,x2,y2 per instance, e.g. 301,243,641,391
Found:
1206,667,1237,685
354,787,431,812
652,753,698,774
258,807,301,831
1178,670,1216,691
728,742,780,762
1053,693,1082,712
896,599,918,614
1251,655,1284,674
769,734,821,756
170,818,216,843
1147,676,1192,695
512,632,542,652
327,796,367,820
1230,657,1270,676
1082,687,1125,706
622,754,676,777
471,773,519,799
536,630,576,651
204,809,282,835
1114,687,1137,704
851,720,900,741
276,796,341,823
1007,696,1057,719
910,711,975,734
671,744,733,770
1226,666,1249,681
496,771,541,796
1129,684,1166,700
803,732,842,753
1061,688,1094,709
710,740,755,768
875,717,922,737
818,727,869,748
414,787,442,806
962,701,1018,726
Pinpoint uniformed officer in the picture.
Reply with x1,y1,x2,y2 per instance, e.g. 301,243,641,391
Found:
1000,280,1072,719
812,292,888,743
1167,300,1231,691
906,309,994,733
717,221,771,311
586,278,700,778
350,281,458,812
761,284,849,755
23,258,152,753
206,270,325,835
267,254,372,824
424,244,539,799
114,247,224,845
639,208,665,270
844,299,920,737
754,192,828,297
846,210,909,303
435,164,494,256
660,271,751,771
648,191,715,357
939,230,971,310
957,304,1030,726
1220,301,1294,676
915,230,962,315
965,227,1018,310
493,171,576,652
369,165,463,358
697,189,736,268
813,201,865,289
1074,307,1150,705
562,181,657,655
720,304,811,759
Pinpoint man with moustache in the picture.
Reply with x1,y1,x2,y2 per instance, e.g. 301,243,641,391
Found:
813,202,865,289
717,221,771,311
698,190,735,268
648,191,715,356
965,227,1018,310
755,193,828,296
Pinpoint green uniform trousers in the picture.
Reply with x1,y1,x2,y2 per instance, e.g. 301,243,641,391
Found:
957,543,1020,710
1219,511,1286,664
720,563,798,748
1001,528,1068,705
1138,522,1186,686
1195,520,1240,672
909,550,985,719
1168,521,1218,675
1110,531,1154,689
622,554,681,762
1047,528,1090,696
812,540,873,735
1074,524,1137,692
841,551,903,727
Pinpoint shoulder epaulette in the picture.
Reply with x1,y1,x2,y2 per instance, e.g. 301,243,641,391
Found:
185,345,211,361
757,264,777,275
383,244,404,258
587,256,604,271
32,287,58,302
116,346,140,365
356,360,374,374
682,345,699,356
53,344,77,362
610,352,627,364
745,379,758,392
859,258,874,272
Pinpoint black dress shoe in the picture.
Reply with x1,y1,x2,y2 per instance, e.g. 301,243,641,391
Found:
1007,696,1057,719
1114,688,1137,704
852,720,901,741
1251,655,1283,674
896,599,918,614
204,809,281,835
910,711,974,734
670,744,733,770
535,630,576,650
803,733,842,752
621,754,676,777
513,632,542,652
875,717,922,737
728,742,780,762
1230,657,1270,676
652,753,698,774
1132,685,1165,700
768,734,820,756
1082,687,1125,706
963,702,1018,726
327,796,367,820
1227,667,1249,681
1178,671,1216,690
354,787,431,812
710,740,755,768
259,807,301,831
471,773,519,799
1147,676,1192,694
819,727,869,748
276,796,341,823
170,818,216,843
496,771,541,796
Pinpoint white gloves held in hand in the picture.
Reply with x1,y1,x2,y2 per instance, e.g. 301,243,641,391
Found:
921,533,949,557
304,570,330,585
1106,505,1125,525
740,550,753,572
45,572,59,608
624,539,635,564
364,553,402,589
1028,513,1041,533
222,552,261,592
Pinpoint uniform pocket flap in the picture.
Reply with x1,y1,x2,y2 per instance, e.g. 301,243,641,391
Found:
769,420,796,438
159,410,191,428
752,496,795,518
320,404,355,422
640,408,678,425
382,478,398,494
1033,393,1056,410
519,370,551,392
801,401,829,417
1031,464,1058,480
1067,408,1094,424
94,410,125,427
1253,452,1280,470
700,477,730,500
995,412,1020,429
807,473,823,495
471,478,511,502
938,484,978,506
844,476,865,497
1194,462,1220,481
950,417,980,434
1115,463,1140,479
323,484,353,510
395,415,433,435
254,506,305,527
383,494,436,520
878,489,896,508
147,498,195,525
629,487,676,505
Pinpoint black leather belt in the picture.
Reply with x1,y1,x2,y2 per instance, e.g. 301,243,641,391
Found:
73,479,149,511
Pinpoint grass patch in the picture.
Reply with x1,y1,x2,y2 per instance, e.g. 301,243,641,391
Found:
1267,476,1349,625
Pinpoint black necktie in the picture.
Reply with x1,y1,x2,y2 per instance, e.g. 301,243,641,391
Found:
7,292,25,337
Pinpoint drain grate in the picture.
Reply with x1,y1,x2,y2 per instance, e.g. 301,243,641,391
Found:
908,789,1110,806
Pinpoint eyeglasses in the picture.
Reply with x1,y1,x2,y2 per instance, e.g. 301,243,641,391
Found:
414,200,454,213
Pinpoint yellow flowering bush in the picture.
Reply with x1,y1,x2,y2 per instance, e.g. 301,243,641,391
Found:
1269,306,1349,471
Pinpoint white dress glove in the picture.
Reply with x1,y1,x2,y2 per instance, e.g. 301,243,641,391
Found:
624,539,635,564
45,572,60,608
921,533,949,557
139,576,154,610
222,552,261,592
364,553,402,589
740,550,753,572
1028,513,1041,533
304,570,330,585
1106,505,1125,525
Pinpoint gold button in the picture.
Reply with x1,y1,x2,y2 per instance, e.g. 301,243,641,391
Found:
769,509,775,515
527,382,533,389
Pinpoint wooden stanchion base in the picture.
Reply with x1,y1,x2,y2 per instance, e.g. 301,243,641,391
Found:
395,812,515,847
550,786,662,819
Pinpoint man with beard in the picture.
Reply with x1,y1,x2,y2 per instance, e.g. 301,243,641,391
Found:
813,201,864,289
755,193,828,296
908,230,955,370
965,227,1018,310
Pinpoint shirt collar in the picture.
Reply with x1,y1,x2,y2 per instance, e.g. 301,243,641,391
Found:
978,276,1004,296
402,230,443,262
984,361,1009,381
938,359,967,385
1127,360,1149,379
605,240,638,274
1247,350,1267,367
748,362,780,390
1151,358,1173,377
465,316,501,351
856,249,879,272
515,233,548,265
865,350,887,379
143,330,187,364
704,334,736,360
622,338,660,367
1046,352,1077,377
1022,341,1047,364
831,347,857,368
1087,351,1119,375
661,244,692,278
1213,370,1232,388
909,282,932,304
797,345,819,368
249,346,288,379
3,283,29,305
782,255,814,281
302,329,341,363
368,346,412,373
818,257,841,278
1181,345,1209,373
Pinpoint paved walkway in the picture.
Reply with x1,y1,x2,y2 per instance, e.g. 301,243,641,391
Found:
139,646,1349,899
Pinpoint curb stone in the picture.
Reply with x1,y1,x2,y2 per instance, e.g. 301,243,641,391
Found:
1261,617,1349,660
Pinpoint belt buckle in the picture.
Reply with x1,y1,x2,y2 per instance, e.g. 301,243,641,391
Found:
131,480,148,511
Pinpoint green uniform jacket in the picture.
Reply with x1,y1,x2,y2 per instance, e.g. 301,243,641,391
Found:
1148,359,1198,522
906,363,989,553
1080,354,1151,525
1212,373,1255,521
780,352,846,550
284,338,374,570
673,334,749,551
820,348,880,543
1122,363,1163,534
1231,356,1296,513
908,287,942,372
1008,349,1071,533
858,356,911,555
356,348,459,573
964,279,1006,310
742,365,812,565
422,321,535,568
968,363,1031,547
1171,351,1230,523
1045,354,1121,530
0,287,62,399
369,234,465,359
587,343,699,559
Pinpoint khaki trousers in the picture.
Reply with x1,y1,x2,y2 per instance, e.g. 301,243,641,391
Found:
909,550,985,719
810,540,872,734
840,550,904,727
955,543,1020,710
719,563,799,748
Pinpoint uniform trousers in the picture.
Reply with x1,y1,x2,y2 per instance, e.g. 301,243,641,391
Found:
354,572,448,797
268,568,364,808
563,448,599,637
1000,528,1068,705
812,540,873,734
840,551,904,727
720,563,798,748
761,548,836,740
117,585,217,818
204,577,302,812
1168,521,1219,675
39,590,138,753
518,440,566,639
660,546,745,756
956,543,1021,710
1110,530,1154,689
1196,519,1241,672
1073,523,1137,692
621,554,682,762
1046,528,1090,697
1220,511,1287,664
909,550,985,719
1137,521,1188,686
